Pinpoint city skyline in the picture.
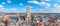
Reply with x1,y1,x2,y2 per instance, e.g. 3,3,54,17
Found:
0,0,60,13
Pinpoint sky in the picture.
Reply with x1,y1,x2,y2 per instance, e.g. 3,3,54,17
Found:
0,0,60,13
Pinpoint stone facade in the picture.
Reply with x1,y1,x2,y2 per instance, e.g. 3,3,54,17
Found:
26,6,31,22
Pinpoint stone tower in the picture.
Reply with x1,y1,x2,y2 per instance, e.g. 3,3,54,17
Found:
26,6,31,22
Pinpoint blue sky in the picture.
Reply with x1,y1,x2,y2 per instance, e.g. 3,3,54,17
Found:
0,0,60,13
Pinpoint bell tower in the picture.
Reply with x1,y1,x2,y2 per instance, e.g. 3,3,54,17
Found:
26,6,31,22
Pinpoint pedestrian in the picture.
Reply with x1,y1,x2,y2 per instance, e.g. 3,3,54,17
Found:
38,22,44,26
33,18,37,26
14,21,16,26
1,14,11,26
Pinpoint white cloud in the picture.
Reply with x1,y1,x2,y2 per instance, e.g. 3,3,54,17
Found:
30,3,60,13
28,1,50,8
0,5,4,11
0,7,26,13
0,4,20,13
1,3,60,13
20,3,23,6
19,8,26,13
28,1,39,4
7,0,11,4
28,1,50,5
2,2,5,4
0,5,3,8
31,9,52,13
51,3,60,13
41,0,52,1
4,8,19,13
39,2,50,8
45,0,51,1
53,3,58,7
0,5,33,13
0,5,5,13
